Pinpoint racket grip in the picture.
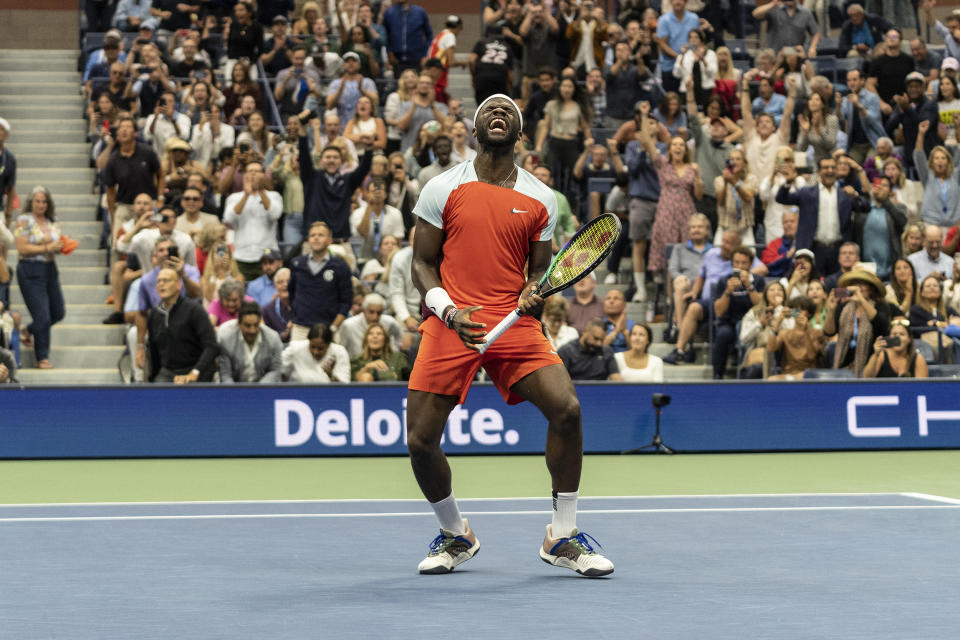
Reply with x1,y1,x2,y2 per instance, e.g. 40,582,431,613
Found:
477,309,522,354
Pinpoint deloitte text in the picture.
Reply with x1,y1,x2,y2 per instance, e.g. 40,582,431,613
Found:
274,399,522,448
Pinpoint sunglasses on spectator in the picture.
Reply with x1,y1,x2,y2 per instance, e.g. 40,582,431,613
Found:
182,196,202,201
392,164,405,169
891,318,911,327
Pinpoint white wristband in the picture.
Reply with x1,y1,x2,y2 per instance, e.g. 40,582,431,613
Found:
425,287,455,318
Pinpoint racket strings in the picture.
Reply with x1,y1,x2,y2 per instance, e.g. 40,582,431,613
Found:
549,216,620,289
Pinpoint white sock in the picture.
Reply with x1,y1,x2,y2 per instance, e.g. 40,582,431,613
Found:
429,493,466,534
551,490,579,538
634,272,645,289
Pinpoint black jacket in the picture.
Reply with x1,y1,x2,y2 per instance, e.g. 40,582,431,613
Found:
298,135,372,240
147,297,218,381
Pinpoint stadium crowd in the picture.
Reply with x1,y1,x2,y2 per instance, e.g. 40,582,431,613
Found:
3,0,960,385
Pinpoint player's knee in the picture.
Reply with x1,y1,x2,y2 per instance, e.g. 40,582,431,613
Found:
549,395,582,432
406,428,441,458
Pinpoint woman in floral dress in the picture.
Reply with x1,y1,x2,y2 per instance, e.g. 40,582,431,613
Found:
637,101,703,273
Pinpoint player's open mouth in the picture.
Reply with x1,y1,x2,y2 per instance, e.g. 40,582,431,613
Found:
489,118,507,133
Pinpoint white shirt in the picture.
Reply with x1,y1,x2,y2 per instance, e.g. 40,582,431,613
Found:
348,203,405,261
759,173,808,244
614,352,664,382
572,19,598,72
241,332,261,382
815,183,841,244
335,312,404,357
282,340,351,382
908,249,955,282
144,112,193,157
223,190,283,262
744,130,786,186
388,246,420,322
190,121,235,168
546,324,579,351
119,227,197,272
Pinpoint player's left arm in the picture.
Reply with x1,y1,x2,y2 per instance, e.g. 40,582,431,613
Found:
517,240,552,316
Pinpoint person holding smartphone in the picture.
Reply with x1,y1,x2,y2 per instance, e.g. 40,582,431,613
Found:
823,268,895,376
863,319,929,378
766,295,826,380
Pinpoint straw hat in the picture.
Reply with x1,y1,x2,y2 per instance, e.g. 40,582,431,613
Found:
838,269,885,299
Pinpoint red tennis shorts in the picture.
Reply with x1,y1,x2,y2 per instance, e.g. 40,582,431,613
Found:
408,310,563,405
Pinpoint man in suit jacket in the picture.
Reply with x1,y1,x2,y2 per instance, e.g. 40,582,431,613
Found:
841,69,886,166
218,301,284,383
775,156,870,275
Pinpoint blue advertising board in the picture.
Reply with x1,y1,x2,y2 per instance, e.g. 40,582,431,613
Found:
2,380,960,458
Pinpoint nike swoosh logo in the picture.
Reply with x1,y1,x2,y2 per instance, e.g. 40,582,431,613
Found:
511,208,528,214
549,350,557,354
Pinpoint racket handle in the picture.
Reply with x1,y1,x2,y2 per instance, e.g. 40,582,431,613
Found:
477,309,522,354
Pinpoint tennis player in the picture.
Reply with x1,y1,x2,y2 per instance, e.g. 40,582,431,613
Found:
407,94,614,577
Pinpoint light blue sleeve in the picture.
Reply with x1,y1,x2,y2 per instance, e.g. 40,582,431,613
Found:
412,174,449,229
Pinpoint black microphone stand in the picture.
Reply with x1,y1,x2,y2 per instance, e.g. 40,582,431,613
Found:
622,400,674,454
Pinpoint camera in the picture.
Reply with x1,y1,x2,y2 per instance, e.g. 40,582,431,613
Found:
149,213,165,223
885,336,901,348
238,142,251,153
216,246,227,258
835,287,851,299
167,245,179,259
195,70,207,80
652,393,671,408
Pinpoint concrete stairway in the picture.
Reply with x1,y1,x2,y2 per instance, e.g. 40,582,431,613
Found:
1,48,122,385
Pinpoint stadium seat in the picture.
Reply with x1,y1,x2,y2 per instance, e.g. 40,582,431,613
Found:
816,37,841,57
926,365,960,378
726,39,750,60
586,177,615,196
802,368,855,379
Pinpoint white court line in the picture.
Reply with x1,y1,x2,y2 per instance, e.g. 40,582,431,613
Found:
1,504,960,523
0,492,909,508
900,492,960,505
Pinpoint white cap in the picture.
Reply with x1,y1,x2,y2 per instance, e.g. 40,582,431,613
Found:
0,118,9,133
474,93,523,133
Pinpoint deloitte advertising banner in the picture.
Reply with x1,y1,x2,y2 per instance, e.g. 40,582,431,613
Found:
2,381,960,458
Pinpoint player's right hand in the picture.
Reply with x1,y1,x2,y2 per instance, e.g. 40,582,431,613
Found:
451,305,487,352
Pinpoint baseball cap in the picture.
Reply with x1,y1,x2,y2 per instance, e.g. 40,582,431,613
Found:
0,118,9,133
445,15,462,28
342,51,360,62
905,71,925,84
165,138,191,152
273,14,289,24
140,17,158,31
261,248,282,262
794,249,815,262
943,57,960,71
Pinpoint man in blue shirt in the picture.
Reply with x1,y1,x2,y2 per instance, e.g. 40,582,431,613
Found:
656,0,700,93
751,77,788,126
245,248,284,307
710,247,763,379
382,0,433,75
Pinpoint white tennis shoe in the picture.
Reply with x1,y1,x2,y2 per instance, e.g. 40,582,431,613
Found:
539,525,614,577
417,519,480,574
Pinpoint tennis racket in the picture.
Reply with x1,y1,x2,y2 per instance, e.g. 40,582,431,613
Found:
477,212,622,354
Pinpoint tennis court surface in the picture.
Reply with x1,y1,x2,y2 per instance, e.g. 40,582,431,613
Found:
2,492,958,639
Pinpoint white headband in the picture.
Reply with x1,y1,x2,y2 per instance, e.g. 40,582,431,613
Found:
474,93,523,132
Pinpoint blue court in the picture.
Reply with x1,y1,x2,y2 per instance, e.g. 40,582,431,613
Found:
2,494,959,638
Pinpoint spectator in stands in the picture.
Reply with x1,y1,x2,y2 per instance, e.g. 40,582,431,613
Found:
190,104,235,170
360,234,399,296
245,249,284,307
883,158,923,220
223,160,282,280
824,268,892,376
114,0,153,31
868,29,914,116
886,257,919,315
903,221,926,256
583,68,607,129
224,1,264,71
386,151,419,232
558,318,622,381
888,72,940,174
853,176,908,280
309,113,358,174
179,81,222,128
144,91,192,157
666,213,711,342
839,3,893,57
909,225,954,281
337,292,403,357
423,15,464,105
863,137,900,183
136,235,203,349
142,267,217,383
914,124,960,230
934,75,960,148
740,74,792,185
603,43,640,130
13,187,67,369
274,47,320,119
542,296,579,351
711,247,763,379
283,323,351,382
752,0,820,58
175,186,218,243
383,70,416,154
119,204,197,272
672,29,717,108
611,323,661,381
449,121,475,164
518,2,558,102
342,96,386,152
293,1,322,36
783,249,820,301
151,0,195,34
776,157,869,276
621,122,660,303
522,67,557,141
751,76,788,127
762,209,800,278
567,272,604,334
923,0,960,59
242,112,276,157
83,35,126,89
714,149,758,246
206,277,253,327
765,296,826,380
262,266,292,342
469,26,514,107
535,77,591,197
397,74,449,152
0,118,16,226
656,0,699,93
637,101,703,278
864,317,929,378
565,0,607,77
911,39,944,82
600,288,634,353
217,301,284,382
103,116,163,233
350,323,408,381
288,222,352,341
822,241,861,292
387,228,419,328
652,91,687,138
223,61,262,119
162,139,209,201
797,88,839,169
350,179,404,264
260,15,297,77
382,0,432,75
0,347,15,384
299,124,371,244
90,64,134,120
416,136,456,186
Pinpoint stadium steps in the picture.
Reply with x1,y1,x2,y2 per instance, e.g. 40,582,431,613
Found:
2,48,122,383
